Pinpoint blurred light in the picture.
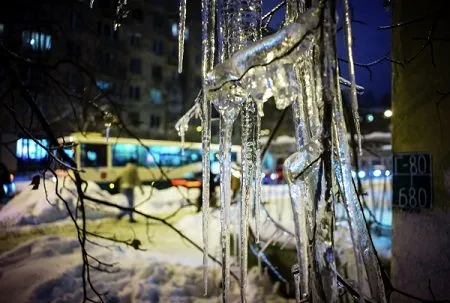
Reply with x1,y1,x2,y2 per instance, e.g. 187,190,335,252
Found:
261,129,270,136
384,109,392,118
385,170,391,177
196,126,202,132
10,174,14,182
351,171,356,178
52,176,57,183
109,183,115,189
366,114,374,122
2,185,7,195
373,169,382,177
270,173,278,180
358,170,366,178
30,39,35,45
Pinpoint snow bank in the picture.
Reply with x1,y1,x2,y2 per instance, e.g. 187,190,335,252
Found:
0,177,199,226
0,236,294,303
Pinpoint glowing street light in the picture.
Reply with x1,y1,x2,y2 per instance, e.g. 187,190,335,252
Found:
384,109,392,118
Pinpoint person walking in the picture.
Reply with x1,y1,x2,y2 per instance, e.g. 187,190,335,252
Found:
116,158,143,223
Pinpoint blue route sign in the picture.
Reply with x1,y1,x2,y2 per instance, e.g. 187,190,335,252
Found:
393,153,433,209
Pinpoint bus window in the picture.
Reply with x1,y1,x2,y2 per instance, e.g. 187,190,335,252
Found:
182,149,202,165
80,144,107,167
112,143,139,167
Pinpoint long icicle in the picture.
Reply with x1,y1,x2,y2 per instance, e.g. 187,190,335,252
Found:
236,0,263,300
240,98,256,302
334,78,387,303
200,0,215,295
342,0,361,154
178,0,187,73
219,115,233,303
254,111,262,245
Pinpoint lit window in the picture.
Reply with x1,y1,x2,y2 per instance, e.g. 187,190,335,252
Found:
22,31,51,51
149,88,162,104
16,138,48,160
0,23,4,34
96,80,112,91
171,23,189,40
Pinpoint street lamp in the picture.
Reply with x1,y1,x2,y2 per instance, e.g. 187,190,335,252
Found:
384,109,392,118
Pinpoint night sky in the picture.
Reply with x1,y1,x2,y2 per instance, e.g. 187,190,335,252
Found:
263,0,392,108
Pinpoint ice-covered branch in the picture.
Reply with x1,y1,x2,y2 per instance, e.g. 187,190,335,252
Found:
205,3,322,91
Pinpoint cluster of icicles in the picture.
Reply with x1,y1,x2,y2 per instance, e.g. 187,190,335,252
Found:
87,0,386,301
175,0,386,302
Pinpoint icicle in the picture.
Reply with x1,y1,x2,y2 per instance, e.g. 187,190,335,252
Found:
89,0,95,8
178,0,187,73
254,111,262,244
200,0,215,294
103,112,116,143
216,1,263,302
292,264,302,303
333,85,387,303
211,85,241,303
200,96,211,296
114,0,127,30
240,98,257,302
284,139,323,301
105,126,110,143
175,97,201,156
218,115,234,303
342,0,362,155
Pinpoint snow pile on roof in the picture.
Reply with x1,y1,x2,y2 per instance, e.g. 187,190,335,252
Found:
0,235,294,302
0,178,199,226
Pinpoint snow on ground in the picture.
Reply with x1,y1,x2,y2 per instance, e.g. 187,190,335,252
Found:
0,235,293,303
0,178,198,226
0,181,391,302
